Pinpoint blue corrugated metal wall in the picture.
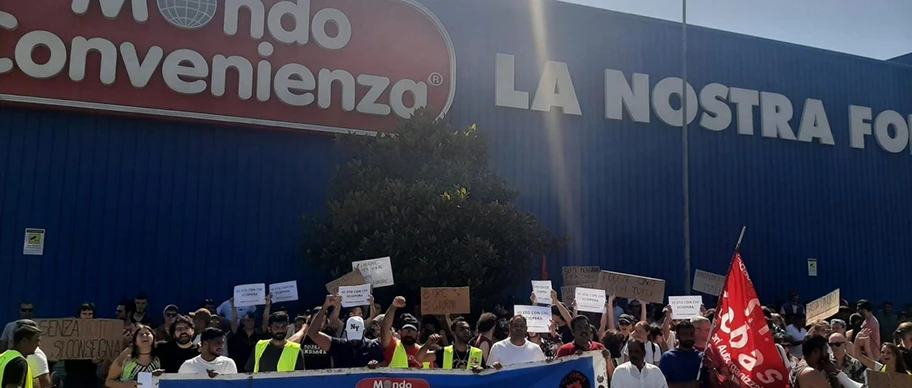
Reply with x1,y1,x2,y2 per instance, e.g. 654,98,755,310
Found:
2,0,912,324
0,107,339,321
422,0,912,303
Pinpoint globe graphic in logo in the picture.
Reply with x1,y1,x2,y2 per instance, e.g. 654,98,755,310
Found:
157,0,218,30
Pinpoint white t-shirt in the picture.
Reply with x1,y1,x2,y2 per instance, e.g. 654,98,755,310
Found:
621,341,663,365
487,338,545,366
611,362,669,388
27,348,49,377
178,355,238,375
785,325,808,360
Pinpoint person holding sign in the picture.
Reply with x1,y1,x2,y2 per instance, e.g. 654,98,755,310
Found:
246,312,304,373
106,325,162,387
0,325,41,388
417,318,485,372
306,295,383,369
488,316,545,369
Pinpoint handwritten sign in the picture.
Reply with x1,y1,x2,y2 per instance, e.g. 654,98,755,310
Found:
598,271,666,304
575,287,606,314
420,287,470,315
325,270,367,294
668,296,703,319
806,288,840,323
269,281,298,303
36,319,123,361
531,280,553,305
867,370,912,388
352,256,395,288
692,269,726,296
233,283,266,306
338,284,372,307
562,266,600,286
514,305,553,333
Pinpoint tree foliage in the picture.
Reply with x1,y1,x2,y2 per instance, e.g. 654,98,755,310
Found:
303,109,564,308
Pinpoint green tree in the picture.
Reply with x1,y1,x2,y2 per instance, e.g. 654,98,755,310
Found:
303,108,564,309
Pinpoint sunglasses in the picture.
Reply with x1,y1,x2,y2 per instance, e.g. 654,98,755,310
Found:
166,313,178,318
619,322,631,326
21,308,34,312
829,342,845,347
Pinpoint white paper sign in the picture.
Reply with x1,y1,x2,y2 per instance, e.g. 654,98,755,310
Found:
339,284,372,307
352,257,395,288
668,295,703,320
575,287,606,313
514,305,552,333
807,258,818,277
233,283,266,306
23,228,45,256
692,269,726,296
269,281,298,303
531,280,553,305
137,372,153,388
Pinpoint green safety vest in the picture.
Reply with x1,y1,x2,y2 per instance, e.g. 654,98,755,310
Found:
442,345,482,370
253,340,300,373
0,350,33,388
389,340,431,369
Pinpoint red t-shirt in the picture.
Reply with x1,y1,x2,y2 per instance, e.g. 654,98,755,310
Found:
556,341,606,358
382,337,435,369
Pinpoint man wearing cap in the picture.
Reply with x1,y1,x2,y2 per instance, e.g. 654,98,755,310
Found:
0,324,41,388
155,305,180,342
618,314,635,337
381,296,431,369
306,295,383,369
247,312,304,373
9,321,49,388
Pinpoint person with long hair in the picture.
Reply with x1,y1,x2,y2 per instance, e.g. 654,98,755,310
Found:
105,325,161,388
620,321,662,365
854,330,911,376
473,313,497,363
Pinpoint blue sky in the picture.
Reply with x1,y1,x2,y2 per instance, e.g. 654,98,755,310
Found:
561,0,912,60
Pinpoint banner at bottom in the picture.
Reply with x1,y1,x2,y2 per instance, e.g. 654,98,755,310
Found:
157,353,607,388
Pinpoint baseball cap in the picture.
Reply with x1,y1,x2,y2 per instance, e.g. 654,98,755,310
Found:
346,317,365,341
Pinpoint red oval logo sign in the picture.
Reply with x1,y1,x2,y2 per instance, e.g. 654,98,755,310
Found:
0,0,456,134
355,378,431,388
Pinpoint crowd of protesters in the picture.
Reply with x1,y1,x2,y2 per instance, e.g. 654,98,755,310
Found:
1,288,911,388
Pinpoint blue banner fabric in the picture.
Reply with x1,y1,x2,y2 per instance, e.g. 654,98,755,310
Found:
158,354,608,388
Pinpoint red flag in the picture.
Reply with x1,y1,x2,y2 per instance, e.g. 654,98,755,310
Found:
705,252,790,388
541,254,549,280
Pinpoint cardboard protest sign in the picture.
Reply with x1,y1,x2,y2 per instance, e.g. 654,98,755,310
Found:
514,305,552,333
421,287,470,315
562,266,600,286
326,270,368,294
867,370,912,388
531,280,552,305
352,256,395,288
269,280,298,303
339,284,372,307
668,296,703,319
692,269,726,296
806,288,840,323
36,319,123,361
560,286,576,304
233,283,266,306
575,287,606,313
598,271,666,304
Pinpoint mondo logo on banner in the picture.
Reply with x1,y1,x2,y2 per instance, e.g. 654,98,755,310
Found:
0,0,456,135
355,378,430,388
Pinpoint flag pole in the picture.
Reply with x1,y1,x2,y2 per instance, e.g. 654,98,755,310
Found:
734,226,746,251
681,0,692,296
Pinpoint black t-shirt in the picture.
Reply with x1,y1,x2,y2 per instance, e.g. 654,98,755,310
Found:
153,341,200,373
229,329,268,369
131,313,155,327
244,342,305,372
433,347,487,369
558,325,574,344
64,359,99,385
1,357,28,388
901,348,912,374
327,338,384,369
300,336,332,370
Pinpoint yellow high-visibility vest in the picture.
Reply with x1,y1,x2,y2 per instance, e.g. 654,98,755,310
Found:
0,350,33,388
389,341,431,369
441,345,482,370
253,340,301,373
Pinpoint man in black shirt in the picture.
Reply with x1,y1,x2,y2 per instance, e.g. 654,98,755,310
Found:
155,316,200,373
305,295,383,369
418,317,486,372
1,325,41,388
